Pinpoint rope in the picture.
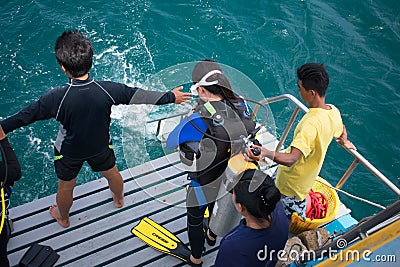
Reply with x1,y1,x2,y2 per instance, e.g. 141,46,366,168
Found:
316,180,386,210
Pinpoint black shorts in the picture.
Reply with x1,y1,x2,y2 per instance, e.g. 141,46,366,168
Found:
54,146,116,181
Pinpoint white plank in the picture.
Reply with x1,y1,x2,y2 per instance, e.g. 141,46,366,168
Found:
8,182,187,265
7,130,279,266
9,162,187,235
9,152,180,219
56,190,187,265
87,213,188,267
8,172,187,251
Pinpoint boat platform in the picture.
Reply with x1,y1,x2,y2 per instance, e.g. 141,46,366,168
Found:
7,124,282,267
8,152,216,267
7,126,352,267
7,93,400,267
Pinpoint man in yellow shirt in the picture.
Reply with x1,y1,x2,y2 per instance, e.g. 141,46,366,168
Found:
248,63,355,220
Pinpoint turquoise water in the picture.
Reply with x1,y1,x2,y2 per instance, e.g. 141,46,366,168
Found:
1,0,399,220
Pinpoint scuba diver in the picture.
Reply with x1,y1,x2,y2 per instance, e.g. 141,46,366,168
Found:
214,169,288,267
167,59,258,266
0,125,22,267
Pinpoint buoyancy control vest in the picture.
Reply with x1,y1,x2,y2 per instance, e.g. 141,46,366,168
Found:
182,99,256,185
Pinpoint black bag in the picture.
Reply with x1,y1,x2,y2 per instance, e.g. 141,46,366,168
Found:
19,243,59,267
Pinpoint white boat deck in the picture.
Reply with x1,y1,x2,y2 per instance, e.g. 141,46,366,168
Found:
7,129,351,266
8,152,204,267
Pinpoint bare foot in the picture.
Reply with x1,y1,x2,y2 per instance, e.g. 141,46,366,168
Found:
112,192,124,208
207,229,216,241
49,204,70,228
190,254,203,265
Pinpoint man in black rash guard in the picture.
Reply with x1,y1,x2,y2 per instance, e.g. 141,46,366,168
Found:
0,125,22,266
0,30,191,228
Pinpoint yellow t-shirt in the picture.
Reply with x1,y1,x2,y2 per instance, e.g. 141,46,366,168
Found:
275,104,343,200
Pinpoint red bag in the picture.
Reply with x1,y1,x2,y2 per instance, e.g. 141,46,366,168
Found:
305,189,328,220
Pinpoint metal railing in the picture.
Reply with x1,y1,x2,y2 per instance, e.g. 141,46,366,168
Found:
146,93,400,199
147,112,188,139
252,94,400,198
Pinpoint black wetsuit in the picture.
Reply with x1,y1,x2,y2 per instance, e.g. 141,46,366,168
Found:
0,76,175,160
0,137,22,267
185,99,256,259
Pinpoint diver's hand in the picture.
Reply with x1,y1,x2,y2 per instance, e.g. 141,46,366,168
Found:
172,86,192,104
244,145,263,162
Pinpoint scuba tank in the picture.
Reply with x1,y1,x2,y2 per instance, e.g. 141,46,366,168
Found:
209,136,260,236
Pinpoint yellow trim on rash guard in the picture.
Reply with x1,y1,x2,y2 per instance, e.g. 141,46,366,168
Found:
0,186,5,234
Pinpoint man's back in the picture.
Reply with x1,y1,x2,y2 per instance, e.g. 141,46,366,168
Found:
276,104,343,200
54,78,124,159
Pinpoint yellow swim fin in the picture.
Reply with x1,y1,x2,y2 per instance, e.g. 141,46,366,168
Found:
131,217,190,263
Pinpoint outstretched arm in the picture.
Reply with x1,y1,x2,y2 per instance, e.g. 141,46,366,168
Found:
125,85,191,105
245,145,303,167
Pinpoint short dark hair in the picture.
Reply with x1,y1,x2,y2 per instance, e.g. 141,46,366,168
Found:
297,63,329,97
55,30,93,78
233,169,281,220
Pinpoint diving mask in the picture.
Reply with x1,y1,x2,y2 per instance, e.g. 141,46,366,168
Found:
190,70,222,96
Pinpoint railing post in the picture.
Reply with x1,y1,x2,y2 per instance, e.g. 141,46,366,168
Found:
155,120,162,137
275,106,300,152
336,158,360,189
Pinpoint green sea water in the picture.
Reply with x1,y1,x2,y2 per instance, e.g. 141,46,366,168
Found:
0,0,399,221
